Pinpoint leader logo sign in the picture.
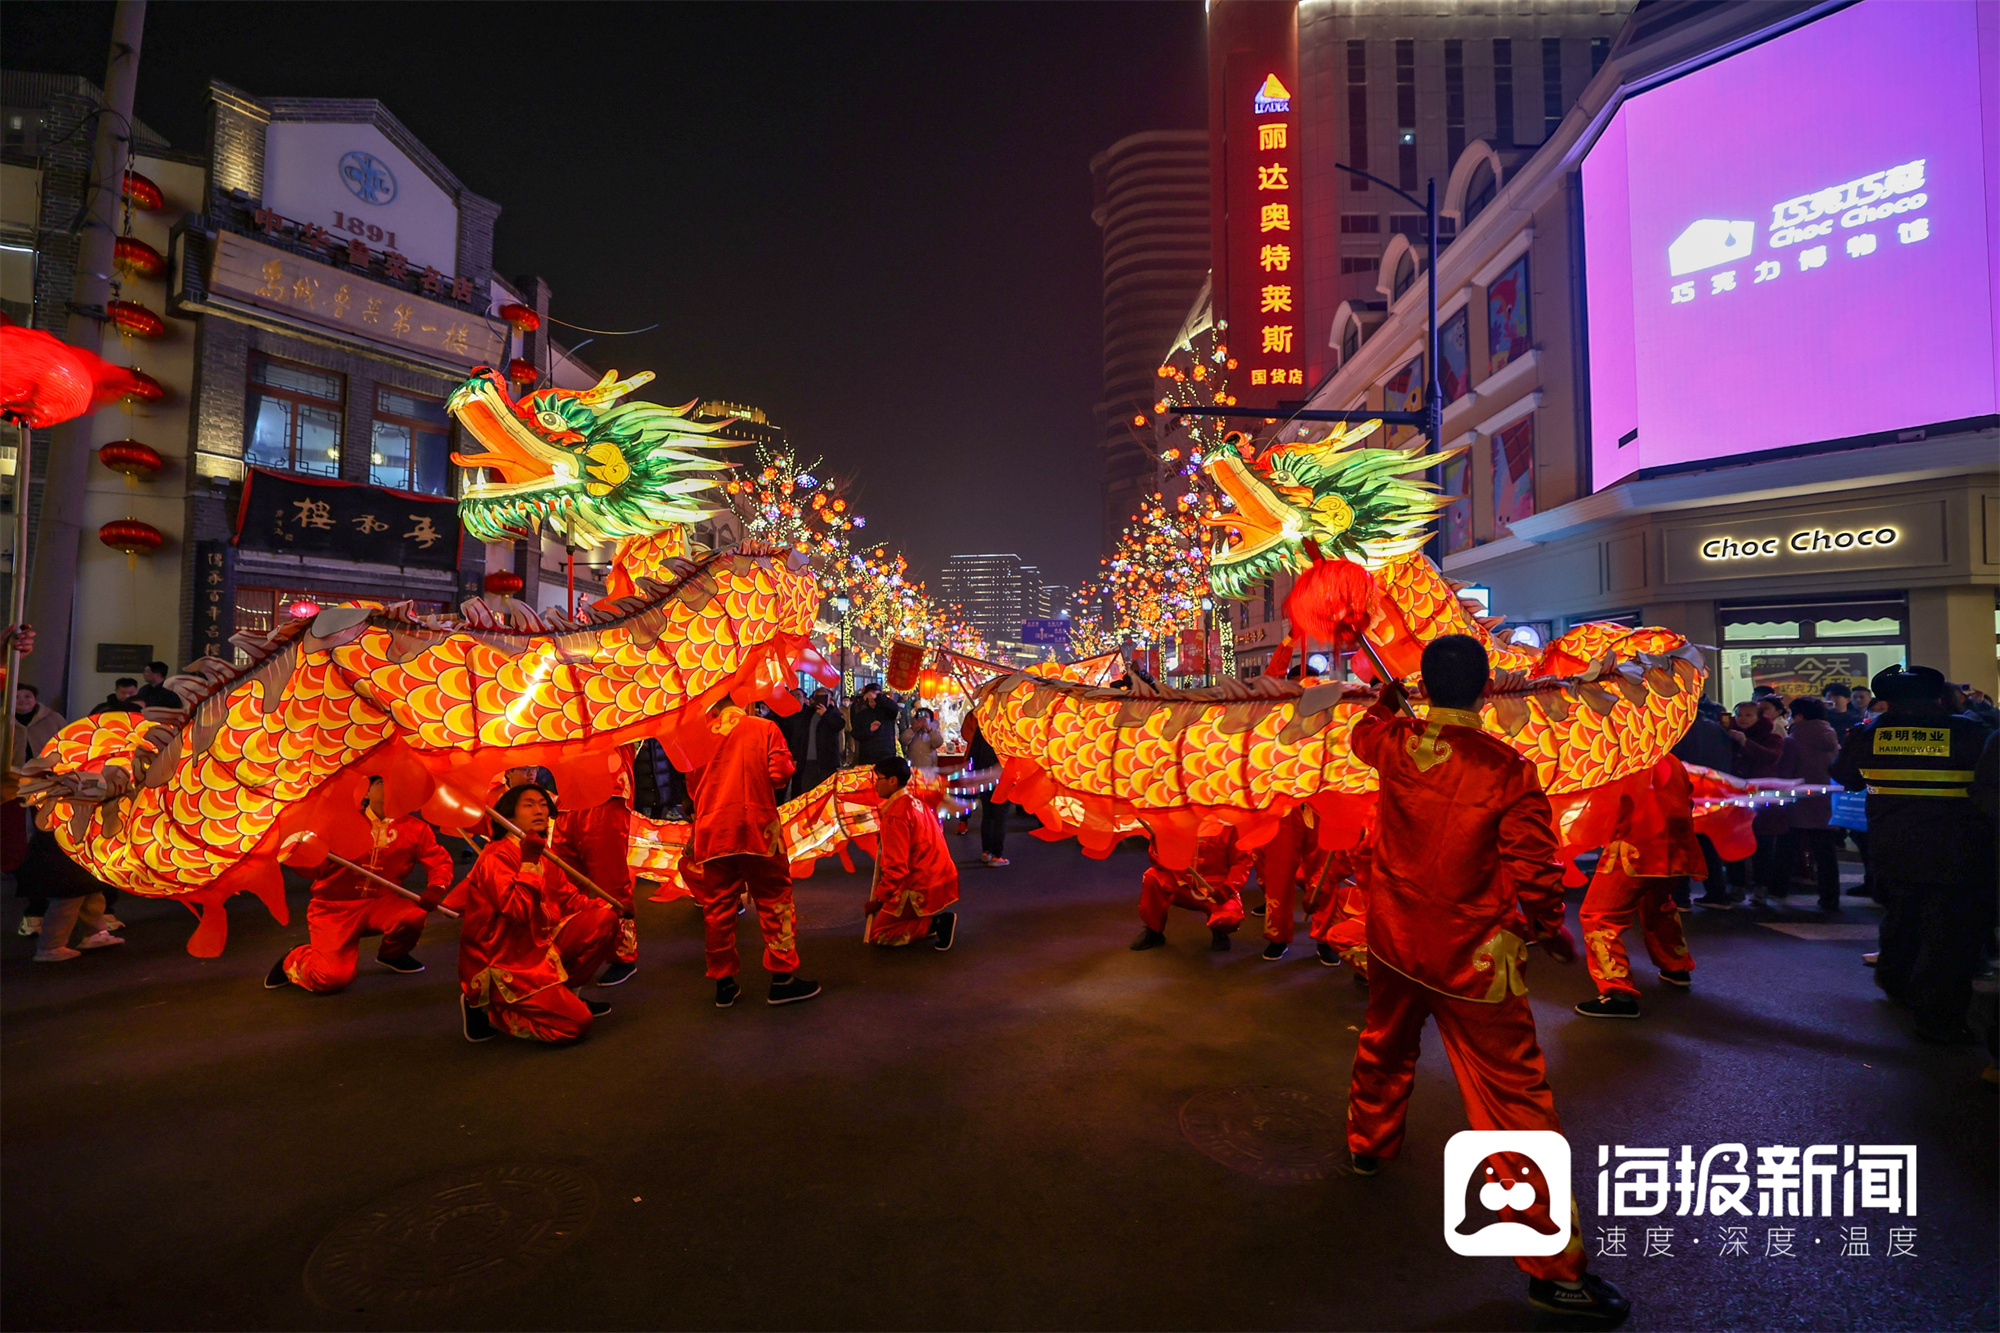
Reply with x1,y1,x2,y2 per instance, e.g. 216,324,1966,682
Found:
339,150,398,206
1443,1131,1573,1257
1700,526,1899,561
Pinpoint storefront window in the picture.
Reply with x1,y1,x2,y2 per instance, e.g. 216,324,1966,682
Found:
370,387,451,495
246,357,343,478
1716,596,1906,707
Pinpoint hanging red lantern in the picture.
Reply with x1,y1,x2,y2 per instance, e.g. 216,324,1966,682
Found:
497,303,541,334
287,599,322,620
121,369,167,404
917,668,944,701
885,639,925,692
483,569,525,597
112,236,166,279
99,518,165,568
97,440,164,486
506,358,537,387
106,299,165,339
0,324,144,428
121,171,164,211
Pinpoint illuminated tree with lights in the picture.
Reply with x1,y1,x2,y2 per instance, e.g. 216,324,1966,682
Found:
724,444,863,571
1095,493,1210,652
836,546,990,668
1152,322,1238,471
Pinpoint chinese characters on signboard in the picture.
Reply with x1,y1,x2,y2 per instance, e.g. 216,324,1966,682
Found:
1215,3,1303,408
209,232,505,368
192,541,237,663
234,468,461,571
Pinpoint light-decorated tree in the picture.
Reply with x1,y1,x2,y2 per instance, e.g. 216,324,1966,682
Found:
723,444,863,570
1094,493,1211,660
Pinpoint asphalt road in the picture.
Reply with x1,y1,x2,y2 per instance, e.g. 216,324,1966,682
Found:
3,824,1993,1332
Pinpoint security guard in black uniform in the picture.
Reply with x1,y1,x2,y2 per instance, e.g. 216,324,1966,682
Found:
1831,665,1988,1043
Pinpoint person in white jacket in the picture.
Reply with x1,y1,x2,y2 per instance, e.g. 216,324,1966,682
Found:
899,708,945,771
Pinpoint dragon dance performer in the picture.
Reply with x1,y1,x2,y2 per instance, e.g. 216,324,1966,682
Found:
1576,755,1701,1019
1130,817,1249,952
448,783,616,1044
863,757,959,951
684,700,820,1008
1299,811,1374,975
265,777,453,993
551,743,640,987
1251,807,1308,961
1346,635,1628,1322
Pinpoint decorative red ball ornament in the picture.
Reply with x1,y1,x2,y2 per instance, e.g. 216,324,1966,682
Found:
121,369,167,404
121,171,164,211
107,299,165,339
483,569,525,597
1284,557,1375,649
287,599,322,619
0,324,144,428
506,358,537,387
99,517,165,568
113,236,166,279
497,303,541,334
97,440,164,486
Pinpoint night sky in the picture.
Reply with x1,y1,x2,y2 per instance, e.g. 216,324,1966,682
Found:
9,1,1209,590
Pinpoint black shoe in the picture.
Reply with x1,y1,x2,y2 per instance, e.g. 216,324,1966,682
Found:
378,953,424,974
1246,902,1266,917
461,994,497,1043
1210,928,1232,952
583,998,612,1017
1657,968,1691,989
1130,927,1166,951
264,956,295,990
1527,1272,1632,1322
1316,941,1343,967
931,911,956,952
1576,993,1642,1019
1350,1153,1383,1177
715,976,740,1008
768,975,822,1005
1261,941,1287,961
596,960,637,987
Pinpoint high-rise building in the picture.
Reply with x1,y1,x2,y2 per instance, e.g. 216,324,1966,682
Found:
1018,564,1043,618
1040,584,1073,619
940,553,1027,645
1091,131,1210,550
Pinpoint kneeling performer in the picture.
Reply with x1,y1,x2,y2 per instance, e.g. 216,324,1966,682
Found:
864,757,959,951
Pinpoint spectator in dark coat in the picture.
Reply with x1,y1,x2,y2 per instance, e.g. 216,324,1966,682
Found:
1823,683,1860,740
1773,696,1844,910
1673,699,1736,906
631,738,681,819
89,678,143,716
850,684,899,764
135,661,183,710
1726,703,1785,908
20,828,124,962
965,714,1010,866
789,688,847,796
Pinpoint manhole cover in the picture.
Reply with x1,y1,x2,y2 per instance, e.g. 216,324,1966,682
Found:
304,1163,596,1310
1180,1085,1348,1184
792,881,868,931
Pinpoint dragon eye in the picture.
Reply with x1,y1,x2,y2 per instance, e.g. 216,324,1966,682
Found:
537,410,567,431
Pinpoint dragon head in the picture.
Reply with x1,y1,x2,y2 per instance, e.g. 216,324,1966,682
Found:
447,366,740,545
1201,424,1462,601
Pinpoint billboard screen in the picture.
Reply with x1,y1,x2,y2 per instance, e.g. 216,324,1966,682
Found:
1580,0,1999,491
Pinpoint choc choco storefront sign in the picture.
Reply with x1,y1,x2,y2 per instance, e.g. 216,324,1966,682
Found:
1663,498,1947,583
233,468,462,571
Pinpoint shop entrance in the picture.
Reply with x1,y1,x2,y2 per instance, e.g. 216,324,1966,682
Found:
1715,594,1906,707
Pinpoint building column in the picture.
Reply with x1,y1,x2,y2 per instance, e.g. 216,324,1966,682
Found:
1907,585,1997,694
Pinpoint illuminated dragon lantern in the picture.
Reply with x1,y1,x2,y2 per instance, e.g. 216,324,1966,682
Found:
20,366,825,954
963,424,1710,871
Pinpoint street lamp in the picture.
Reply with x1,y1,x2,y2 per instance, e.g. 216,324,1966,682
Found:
830,594,851,696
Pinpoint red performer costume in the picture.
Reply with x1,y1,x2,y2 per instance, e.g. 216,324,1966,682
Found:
1252,807,1309,958
278,808,453,992
683,703,818,1005
865,775,960,947
1577,755,1700,1013
448,796,619,1044
1133,818,1249,949
551,745,639,971
1345,638,1621,1321
1300,815,1374,974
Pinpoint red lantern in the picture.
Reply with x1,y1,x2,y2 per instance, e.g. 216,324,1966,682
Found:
107,299,165,339
506,358,537,387
483,569,525,597
99,518,165,568
0,324,144,428
917,668,944,701
112,236,166,279
97,440,164,486
498,303,541,334
885,639,925,692
121,171,164,211
121,369,167,404
287,599,321,619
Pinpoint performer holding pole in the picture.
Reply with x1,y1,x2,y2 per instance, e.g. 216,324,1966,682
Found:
1131,817,1249,952
448,783,619,1044
265,777,456,993
1345,635,1629,1322
552,743,641,986
863,757,959,950
1575,755,1701,1018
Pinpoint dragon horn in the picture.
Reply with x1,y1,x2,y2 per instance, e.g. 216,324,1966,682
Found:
575,369,655,406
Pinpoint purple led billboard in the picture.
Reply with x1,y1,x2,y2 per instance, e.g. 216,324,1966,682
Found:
1581,0,1999,491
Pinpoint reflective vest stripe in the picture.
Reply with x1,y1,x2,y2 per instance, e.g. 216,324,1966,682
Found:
1866,785,1970,798
1859,768,1976,782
